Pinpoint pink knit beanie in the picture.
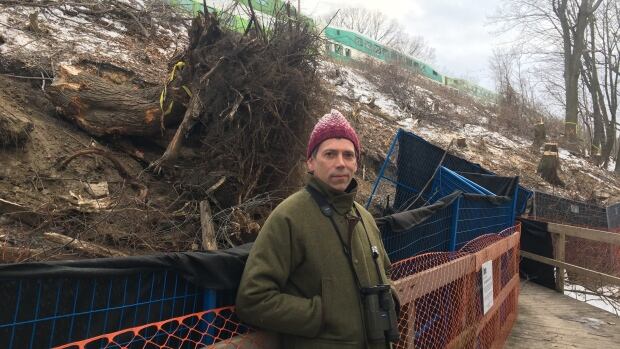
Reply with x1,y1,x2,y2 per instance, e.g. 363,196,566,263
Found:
306,109,360,159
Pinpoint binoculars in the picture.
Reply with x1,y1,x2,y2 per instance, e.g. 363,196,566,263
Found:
361,284,400,343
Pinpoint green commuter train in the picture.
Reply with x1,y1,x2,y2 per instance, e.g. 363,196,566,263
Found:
323,26,496,102
170,0,497,102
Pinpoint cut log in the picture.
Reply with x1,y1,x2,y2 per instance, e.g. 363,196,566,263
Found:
46,65,186,137
43,232,128,257
537,150,565,186
0,102,34,147
200,200,218,251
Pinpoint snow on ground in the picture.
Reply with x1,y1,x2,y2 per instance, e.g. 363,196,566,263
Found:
0,1,189,83
565,283,620,317
332,67,402,117
608,159,617,172
559,148,590,168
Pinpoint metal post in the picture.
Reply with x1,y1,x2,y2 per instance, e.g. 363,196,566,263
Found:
365,129,401,209
554,233,566,293
511,186,519,224
449,197,461,251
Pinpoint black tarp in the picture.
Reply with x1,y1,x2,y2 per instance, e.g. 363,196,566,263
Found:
393,130,531,214
0,243,252,290
518,218,555,289
459,172,519,198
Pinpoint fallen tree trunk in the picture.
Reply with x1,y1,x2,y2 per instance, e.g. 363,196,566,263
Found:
43,232,128,257
0,197,44,226
46,65,186,137
0,102,34,146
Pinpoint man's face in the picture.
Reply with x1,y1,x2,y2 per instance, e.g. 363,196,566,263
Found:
307,138,358,192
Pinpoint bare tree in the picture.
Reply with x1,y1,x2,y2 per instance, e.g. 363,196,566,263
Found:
494,0,602,148
554,0,603,146
579,0,619,168
392,34,436,62
324,7,435,61
490,47,549,137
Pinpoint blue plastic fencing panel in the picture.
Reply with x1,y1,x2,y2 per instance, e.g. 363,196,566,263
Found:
381,202,455,262
0,270,216,349
454,196,514,250
428,167,492,203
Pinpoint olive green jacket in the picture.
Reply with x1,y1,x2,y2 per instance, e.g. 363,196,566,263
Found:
236,176,392,349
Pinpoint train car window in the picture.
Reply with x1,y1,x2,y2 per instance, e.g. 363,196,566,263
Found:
433,70,438,76
336,30,340,35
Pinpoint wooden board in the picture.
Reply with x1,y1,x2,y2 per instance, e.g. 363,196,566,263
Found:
506,281,620,348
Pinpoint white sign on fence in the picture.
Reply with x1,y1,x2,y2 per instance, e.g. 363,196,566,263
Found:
481,260,494,315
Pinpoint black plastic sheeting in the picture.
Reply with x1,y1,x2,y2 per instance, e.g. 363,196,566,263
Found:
518,218,555,290
394,130,531,214
459,172,519,197
377,191,461,233
0,244,252,290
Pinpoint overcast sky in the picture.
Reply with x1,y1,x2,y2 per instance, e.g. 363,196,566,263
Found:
299,0,506,91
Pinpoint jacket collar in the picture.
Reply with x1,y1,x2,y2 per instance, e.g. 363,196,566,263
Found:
306,174,358,215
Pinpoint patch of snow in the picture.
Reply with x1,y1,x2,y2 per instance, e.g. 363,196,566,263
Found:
460,124,521,149
332,66,401,116
565,283,620,317
398,118,417,130
557,148,590,169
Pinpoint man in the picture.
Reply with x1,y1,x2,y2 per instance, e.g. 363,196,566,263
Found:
236,109,397,349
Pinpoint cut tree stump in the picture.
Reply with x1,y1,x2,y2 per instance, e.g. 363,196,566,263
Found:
537,144,564,186
543,143,558,152
46,65,186,137
456,137,467,148
0,102,34,146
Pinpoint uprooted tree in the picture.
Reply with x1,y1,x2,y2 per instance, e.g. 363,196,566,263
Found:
45,3,326,249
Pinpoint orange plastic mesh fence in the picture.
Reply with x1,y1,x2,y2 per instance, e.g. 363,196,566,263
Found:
52,307,274,349
56,225,520,349
392,225,520,349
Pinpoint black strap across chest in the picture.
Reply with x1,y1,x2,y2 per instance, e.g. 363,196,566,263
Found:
305,185,384,288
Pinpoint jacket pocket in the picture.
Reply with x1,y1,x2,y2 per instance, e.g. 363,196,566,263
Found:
320,278,359,337
321,277,338,331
